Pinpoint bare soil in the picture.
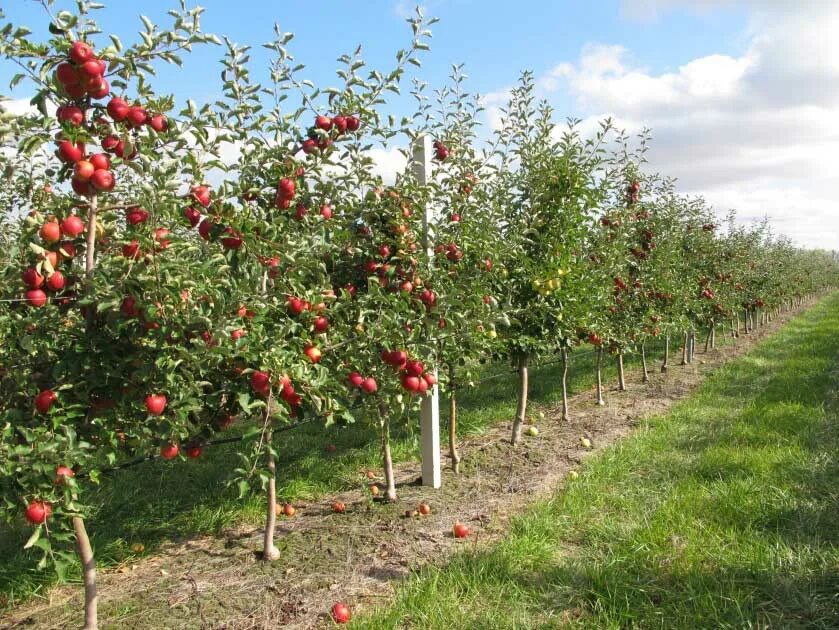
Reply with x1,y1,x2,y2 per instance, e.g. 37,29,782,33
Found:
0,312,800,629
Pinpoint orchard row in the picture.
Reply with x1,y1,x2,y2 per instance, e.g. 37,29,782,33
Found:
0,3,836,628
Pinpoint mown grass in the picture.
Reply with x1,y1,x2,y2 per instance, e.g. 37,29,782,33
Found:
354,296,839,629
0,328,715,609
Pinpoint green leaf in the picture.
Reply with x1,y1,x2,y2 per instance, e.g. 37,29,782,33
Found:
23,526,41,549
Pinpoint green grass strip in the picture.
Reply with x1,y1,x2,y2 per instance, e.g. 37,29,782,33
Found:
356,296,839,629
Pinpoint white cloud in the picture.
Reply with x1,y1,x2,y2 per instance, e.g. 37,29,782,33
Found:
518,3,839,249
367,146,408,184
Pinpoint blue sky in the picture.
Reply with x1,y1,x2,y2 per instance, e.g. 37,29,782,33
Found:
2,1,838,250
1,0,749,115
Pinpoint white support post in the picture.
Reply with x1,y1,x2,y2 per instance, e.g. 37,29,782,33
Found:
411,134,441,489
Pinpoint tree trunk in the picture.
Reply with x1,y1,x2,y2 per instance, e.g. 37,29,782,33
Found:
448,370,460,474
381,414,397,501
661,335,669,372
511,354,529,445
595,347,605,405
704,322,713,353
680,331,688,365
84,196,98,276
710,324,716,349
73,516,98,630
687,331,695,363
617,352,626,391
640,342,649,383
734,313,740,338
262,428,281,561
75,195,100,630
560,347,570,421
744,308,751,334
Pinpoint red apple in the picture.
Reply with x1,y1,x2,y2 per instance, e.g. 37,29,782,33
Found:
192,185,211,208
69,40,94,64
220,227,243,249
332,502,346,513
185,443,203,459
148,114,168,132
55,62,79,86
153,228,171,250
331,602,351,624
25,501,52,525
250,370,271,395
287,296,305,316
144,394,167,416
315,115,333,131
106,97,129,121
35,389,57,413
22,267,44,289
348,371,364,388
405,360,424,377
126,106,147,127
46,271,65,292
57,139,84,163
183,206,202,227
122,240,141,259
332,115,348,133
160,443,179,460
101,135,120,153
418,502,431,515
346,116,360,131
57,105,84,126
89,153,110,171
304,344,322,363
90,169,115,192
453,521,469,538
313,316,329,333
60,214,85,237
126,207,150,225
26,289,48,308
360,377,378,394
88,79,110,99
39,221,61,243
277,177,295,199
55,465,75,484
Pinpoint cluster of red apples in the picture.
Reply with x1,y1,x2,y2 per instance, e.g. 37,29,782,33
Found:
21,214,85,308
54,40,168,196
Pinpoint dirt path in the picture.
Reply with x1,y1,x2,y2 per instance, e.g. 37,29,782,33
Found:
1,308,806,629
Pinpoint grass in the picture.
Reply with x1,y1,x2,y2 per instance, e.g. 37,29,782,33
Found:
353,296,839,629
0,328,718,610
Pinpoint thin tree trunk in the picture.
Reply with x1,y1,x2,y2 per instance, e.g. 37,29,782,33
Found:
641,342,649,383
688,331,695,363
560,347,570,421
710,324,716,349
680,331,688,365
734,313,740,338
448,367,460,473
704,322,713,353
511,354,529,445
661,335,669,372
262,426,280,561
381,415,396,501
75,195,99,629
617,352,626,391
595,347,605,405
84,196,98,276
72,517,97,630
